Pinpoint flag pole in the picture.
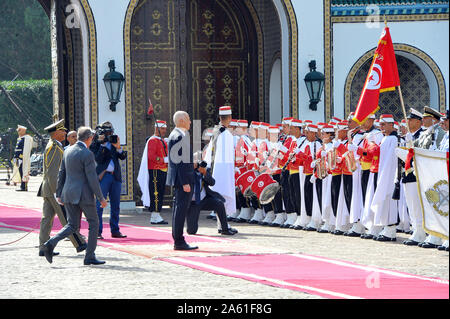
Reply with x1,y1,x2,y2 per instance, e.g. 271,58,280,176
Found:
384,17,411,135
148,97,167,156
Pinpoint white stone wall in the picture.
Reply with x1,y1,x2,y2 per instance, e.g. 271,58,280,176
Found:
88,0,129,143
291,0,325,122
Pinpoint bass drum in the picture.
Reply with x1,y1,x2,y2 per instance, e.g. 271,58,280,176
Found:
250,173,280,205
236,170,257,197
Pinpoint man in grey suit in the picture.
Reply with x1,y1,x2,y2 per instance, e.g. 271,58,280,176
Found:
42,127,108,265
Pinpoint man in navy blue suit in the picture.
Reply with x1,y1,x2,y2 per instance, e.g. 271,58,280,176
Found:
166,111,197,250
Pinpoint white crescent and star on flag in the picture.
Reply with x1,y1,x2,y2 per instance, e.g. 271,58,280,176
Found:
366,64,382,90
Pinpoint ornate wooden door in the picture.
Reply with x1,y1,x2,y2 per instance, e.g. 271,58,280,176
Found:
187,0,259,131
130,0,259,204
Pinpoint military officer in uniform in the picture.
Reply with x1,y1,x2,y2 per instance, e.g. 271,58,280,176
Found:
414,107,446,248
12,125,33,191
38,119,87,256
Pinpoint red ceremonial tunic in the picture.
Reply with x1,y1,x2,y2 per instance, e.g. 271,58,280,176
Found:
335,141,352,176
147,136,168,171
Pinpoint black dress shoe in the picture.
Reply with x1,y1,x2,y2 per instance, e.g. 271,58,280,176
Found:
39,250,59,257
333,230,345,236
42,243,55,264
84,258,106,265
361,234,374,239
234,218,248,223
304,227,317,232
375,235,396,242
97,235,104,240
174,243,199,251
111,232,127,238
420,243,438,249
218,228,238,235
294,225,304,230
437,245,447,251
345,231,362,237
76,243,87,253
403,239,420,246
269,223,281,227
220,228,238,236
151,220,169,225
317,229,330,233
248,220,259,224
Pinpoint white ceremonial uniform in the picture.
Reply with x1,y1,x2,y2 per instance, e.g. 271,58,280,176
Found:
205,126,236,217
370,133,399,238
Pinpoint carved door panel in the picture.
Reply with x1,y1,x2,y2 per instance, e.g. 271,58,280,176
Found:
130,0,181,204
188,0,258,131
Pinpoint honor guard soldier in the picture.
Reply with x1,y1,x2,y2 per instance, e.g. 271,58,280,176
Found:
295,124,323,231
137,120,169,225
38,119,87,257
279,119,304,229
248,122,271,224
204,106,237,219
412,107,446,248
370,114,401,242
12,125,33,191
259,125,284,226
270,117,294,227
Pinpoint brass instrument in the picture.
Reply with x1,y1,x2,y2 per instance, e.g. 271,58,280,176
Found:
315,158,328,179
327,147,337,170
343,151,357,172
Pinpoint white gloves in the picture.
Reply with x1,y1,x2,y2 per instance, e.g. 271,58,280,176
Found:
321,151,327,158
164,157,169,164
310,175,317,184
333,140,340,148
311,160,317,168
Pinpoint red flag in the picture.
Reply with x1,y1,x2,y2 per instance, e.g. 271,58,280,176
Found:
147,98,154,115
354,27,400,124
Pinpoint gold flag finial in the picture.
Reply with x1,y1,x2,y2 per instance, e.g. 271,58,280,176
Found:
384,15,388,27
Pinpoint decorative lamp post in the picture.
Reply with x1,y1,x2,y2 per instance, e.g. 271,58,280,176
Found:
304,60,325,111
103,60,125,112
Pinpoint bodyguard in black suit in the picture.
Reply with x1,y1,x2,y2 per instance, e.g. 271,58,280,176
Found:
186,167,237,236
166,111,197,250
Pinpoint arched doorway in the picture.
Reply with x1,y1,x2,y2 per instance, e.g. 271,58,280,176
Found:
129,0,262,203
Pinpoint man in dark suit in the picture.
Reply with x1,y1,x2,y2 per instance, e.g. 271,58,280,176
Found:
166,111,197,250
42,127,108,265
90,122,127,239
186,165,238,236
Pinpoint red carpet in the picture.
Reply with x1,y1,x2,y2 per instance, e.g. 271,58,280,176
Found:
0,203,228,246
160,254,449,299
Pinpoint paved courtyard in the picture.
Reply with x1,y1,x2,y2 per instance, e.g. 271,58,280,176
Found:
0,172,448,301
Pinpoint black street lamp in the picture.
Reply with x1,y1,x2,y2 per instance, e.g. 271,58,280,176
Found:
103,60,125,112
304,60,325,111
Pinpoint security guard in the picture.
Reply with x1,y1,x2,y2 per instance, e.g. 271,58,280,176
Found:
38,119,87,256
